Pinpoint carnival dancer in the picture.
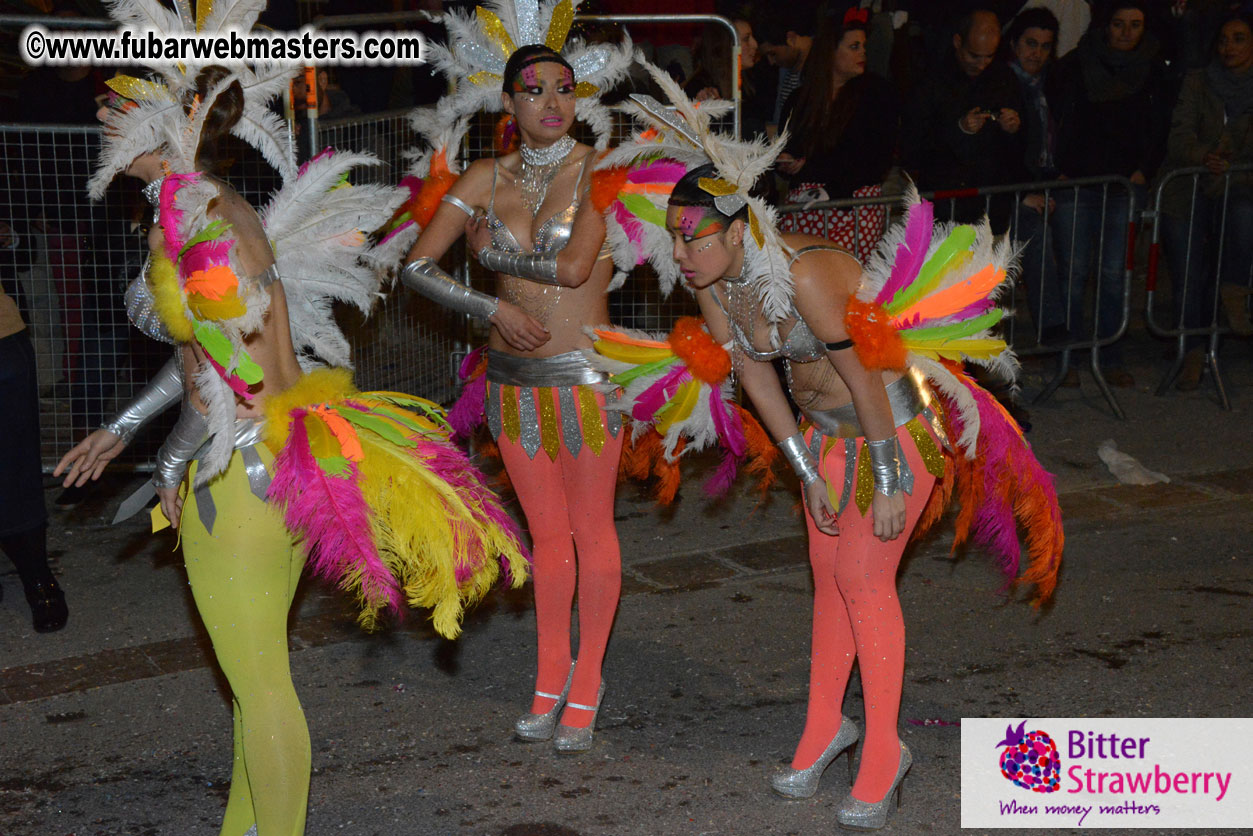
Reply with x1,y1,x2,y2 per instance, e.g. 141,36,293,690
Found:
397,0,633,752
588,62,1062,829
53,4,527,834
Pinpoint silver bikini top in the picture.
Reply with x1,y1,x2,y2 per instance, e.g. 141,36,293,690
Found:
714,245,854,364
125,261,280,344
486,154,594,255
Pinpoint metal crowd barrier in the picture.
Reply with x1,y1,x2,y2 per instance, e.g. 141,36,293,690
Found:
777,174,1138,419
1143,163,1253,409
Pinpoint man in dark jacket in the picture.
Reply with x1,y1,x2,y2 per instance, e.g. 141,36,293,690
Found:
902,8,1024,225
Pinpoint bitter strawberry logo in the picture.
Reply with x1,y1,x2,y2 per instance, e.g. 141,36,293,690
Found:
996,721,1061,793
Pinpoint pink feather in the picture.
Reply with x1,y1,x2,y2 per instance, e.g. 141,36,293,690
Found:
448,375,487,441
876,199,934,306
269,413,402,615
180,239,234,277
613,203,646,265
633,365,690,421
709,391,746,457
159,173,199,259
945,378,1062,583
702,448,740,498
629,159,687,184
203,353,253,399
447,346,488,440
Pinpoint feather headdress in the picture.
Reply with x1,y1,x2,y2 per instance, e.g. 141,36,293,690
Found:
400,0,633,232
88,0,297,199
422,0,634,151
595,56,794,330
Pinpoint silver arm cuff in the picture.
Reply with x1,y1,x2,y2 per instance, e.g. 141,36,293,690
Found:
101,357,184,444
441,193,476,217
865,437,902,497
400,257,499,321
778,433,821,485
477,246,561,285
152,400,209,490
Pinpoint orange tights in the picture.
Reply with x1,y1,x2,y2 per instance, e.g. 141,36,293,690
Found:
793,423,937,803
497,407,624,730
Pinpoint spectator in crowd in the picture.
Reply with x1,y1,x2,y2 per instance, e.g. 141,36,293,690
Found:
754,4,819,132
0,249,68,634
1005,6,1070,345
1051,0,1170,387
1019,0,1092,57
902,8,1024,226
685,10,763,136
1158,11,1253,388
776,4,899,261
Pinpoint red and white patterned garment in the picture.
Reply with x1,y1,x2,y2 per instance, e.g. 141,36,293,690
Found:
779,182,886,263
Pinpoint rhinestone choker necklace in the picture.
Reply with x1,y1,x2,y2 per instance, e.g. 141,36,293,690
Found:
517,135,575,217
519,135,575,167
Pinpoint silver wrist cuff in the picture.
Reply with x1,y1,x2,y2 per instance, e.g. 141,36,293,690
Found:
478,246,561,284
778,433,821,485
101,357,184,444
865,437,902,497
400,257,499,321
153,400,209,490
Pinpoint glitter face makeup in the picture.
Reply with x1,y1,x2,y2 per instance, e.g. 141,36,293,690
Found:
510,61,576,100
673,206,726,242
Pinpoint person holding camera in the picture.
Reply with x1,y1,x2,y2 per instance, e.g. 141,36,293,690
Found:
902,8,1024,228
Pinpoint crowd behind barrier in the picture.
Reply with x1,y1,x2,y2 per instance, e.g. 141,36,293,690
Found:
1144,162,1253,409
4,9,1252,473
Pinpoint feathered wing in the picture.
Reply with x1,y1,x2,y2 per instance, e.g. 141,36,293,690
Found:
848,192,1022,452
262,149,412,367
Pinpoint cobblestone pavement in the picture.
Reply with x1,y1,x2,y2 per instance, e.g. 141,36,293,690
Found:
2,340,1252,835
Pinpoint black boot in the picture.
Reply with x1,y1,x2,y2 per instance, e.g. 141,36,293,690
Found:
24,577,68,632
1,525,68,633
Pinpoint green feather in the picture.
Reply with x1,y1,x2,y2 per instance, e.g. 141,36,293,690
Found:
902,309,1004,342
610,356,679,387
192,321,263,384
618,192,669,230
179,219,233,258
333,406,417,448
316,455,351,477
888,225,976,312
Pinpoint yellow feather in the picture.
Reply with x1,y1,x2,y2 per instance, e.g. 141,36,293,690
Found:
655,380,700,435
594,341,675,364
262,368,358,449
148,244,195,343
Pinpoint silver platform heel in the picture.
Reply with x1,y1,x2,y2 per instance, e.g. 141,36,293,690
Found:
836,741,912,831
514,662,575,742
770,715,860,799
552,680,606,753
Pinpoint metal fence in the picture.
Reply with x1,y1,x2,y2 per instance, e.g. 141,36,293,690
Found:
1143,163,1253,409
776,174,1140,419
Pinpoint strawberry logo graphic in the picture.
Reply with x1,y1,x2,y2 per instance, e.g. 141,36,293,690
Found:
996,721,1061,793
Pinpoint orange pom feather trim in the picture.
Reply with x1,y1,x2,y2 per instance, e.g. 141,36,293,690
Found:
494,113,519,155
411,150,458,229
591,166,630,214
844,296,907,371
668,317,731,385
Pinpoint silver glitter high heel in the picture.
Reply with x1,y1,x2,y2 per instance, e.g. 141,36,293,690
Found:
836,741,912,831
552,680,606,753
770,715,860,799
514,662,574,742
242,827,257,836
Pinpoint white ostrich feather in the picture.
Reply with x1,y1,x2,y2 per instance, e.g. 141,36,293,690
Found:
192,363,237,484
